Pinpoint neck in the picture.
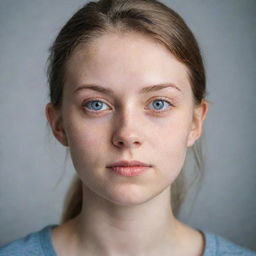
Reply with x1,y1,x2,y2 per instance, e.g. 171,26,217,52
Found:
72,185,182,256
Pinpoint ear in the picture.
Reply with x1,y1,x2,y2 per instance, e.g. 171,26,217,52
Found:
187,100,208,147
45,103,69,146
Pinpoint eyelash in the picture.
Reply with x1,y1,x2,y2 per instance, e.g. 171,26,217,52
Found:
81,97,174,114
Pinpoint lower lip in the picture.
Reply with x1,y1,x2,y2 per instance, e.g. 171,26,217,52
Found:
108,166,150,177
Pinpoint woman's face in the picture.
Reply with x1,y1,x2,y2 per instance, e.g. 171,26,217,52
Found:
51,32,207,206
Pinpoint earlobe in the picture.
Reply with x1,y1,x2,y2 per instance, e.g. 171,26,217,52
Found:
45,103,69,146
187,100,208,147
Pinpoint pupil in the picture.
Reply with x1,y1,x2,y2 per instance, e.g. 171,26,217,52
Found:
93,101,102,110
154,100,163,109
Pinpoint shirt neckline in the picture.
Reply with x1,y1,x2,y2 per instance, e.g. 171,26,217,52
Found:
39,224,59,256
40,225,214,256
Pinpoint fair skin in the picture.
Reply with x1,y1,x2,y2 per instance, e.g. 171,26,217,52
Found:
46,31,208,256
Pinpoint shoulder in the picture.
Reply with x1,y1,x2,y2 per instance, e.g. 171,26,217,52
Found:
0,225,58,256
202,230,256,256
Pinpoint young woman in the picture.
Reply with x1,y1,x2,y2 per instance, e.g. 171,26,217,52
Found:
1,0,255,255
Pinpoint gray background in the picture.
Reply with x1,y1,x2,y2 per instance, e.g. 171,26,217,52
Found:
0,0,255,250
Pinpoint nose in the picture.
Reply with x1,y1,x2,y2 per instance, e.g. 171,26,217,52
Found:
111,112,143,149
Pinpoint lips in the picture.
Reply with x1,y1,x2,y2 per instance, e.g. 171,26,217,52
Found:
106,160,152,177
106,160,151,168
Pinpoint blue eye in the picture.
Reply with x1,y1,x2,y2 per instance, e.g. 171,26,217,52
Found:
83,100,110,111
83,98,172,113
148,99,171,111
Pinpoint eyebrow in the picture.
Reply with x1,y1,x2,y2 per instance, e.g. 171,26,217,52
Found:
73,83,181,95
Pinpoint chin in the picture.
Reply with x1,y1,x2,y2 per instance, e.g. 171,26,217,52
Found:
81,174,171,207
100,184,165,207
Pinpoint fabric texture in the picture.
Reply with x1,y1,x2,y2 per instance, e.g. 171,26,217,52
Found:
0,225,255,255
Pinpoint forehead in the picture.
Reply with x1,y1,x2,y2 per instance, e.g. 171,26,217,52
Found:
64,32,191,95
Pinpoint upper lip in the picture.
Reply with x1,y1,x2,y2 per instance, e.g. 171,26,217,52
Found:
107,160,151,168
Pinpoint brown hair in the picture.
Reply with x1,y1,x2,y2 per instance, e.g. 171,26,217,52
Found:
47,0,207,224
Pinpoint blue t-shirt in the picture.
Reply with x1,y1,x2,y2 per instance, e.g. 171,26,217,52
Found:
0,225,255,255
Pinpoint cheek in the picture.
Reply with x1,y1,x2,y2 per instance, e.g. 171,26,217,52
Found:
154,114,192,180
64,111,109,173
159,133,187,174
